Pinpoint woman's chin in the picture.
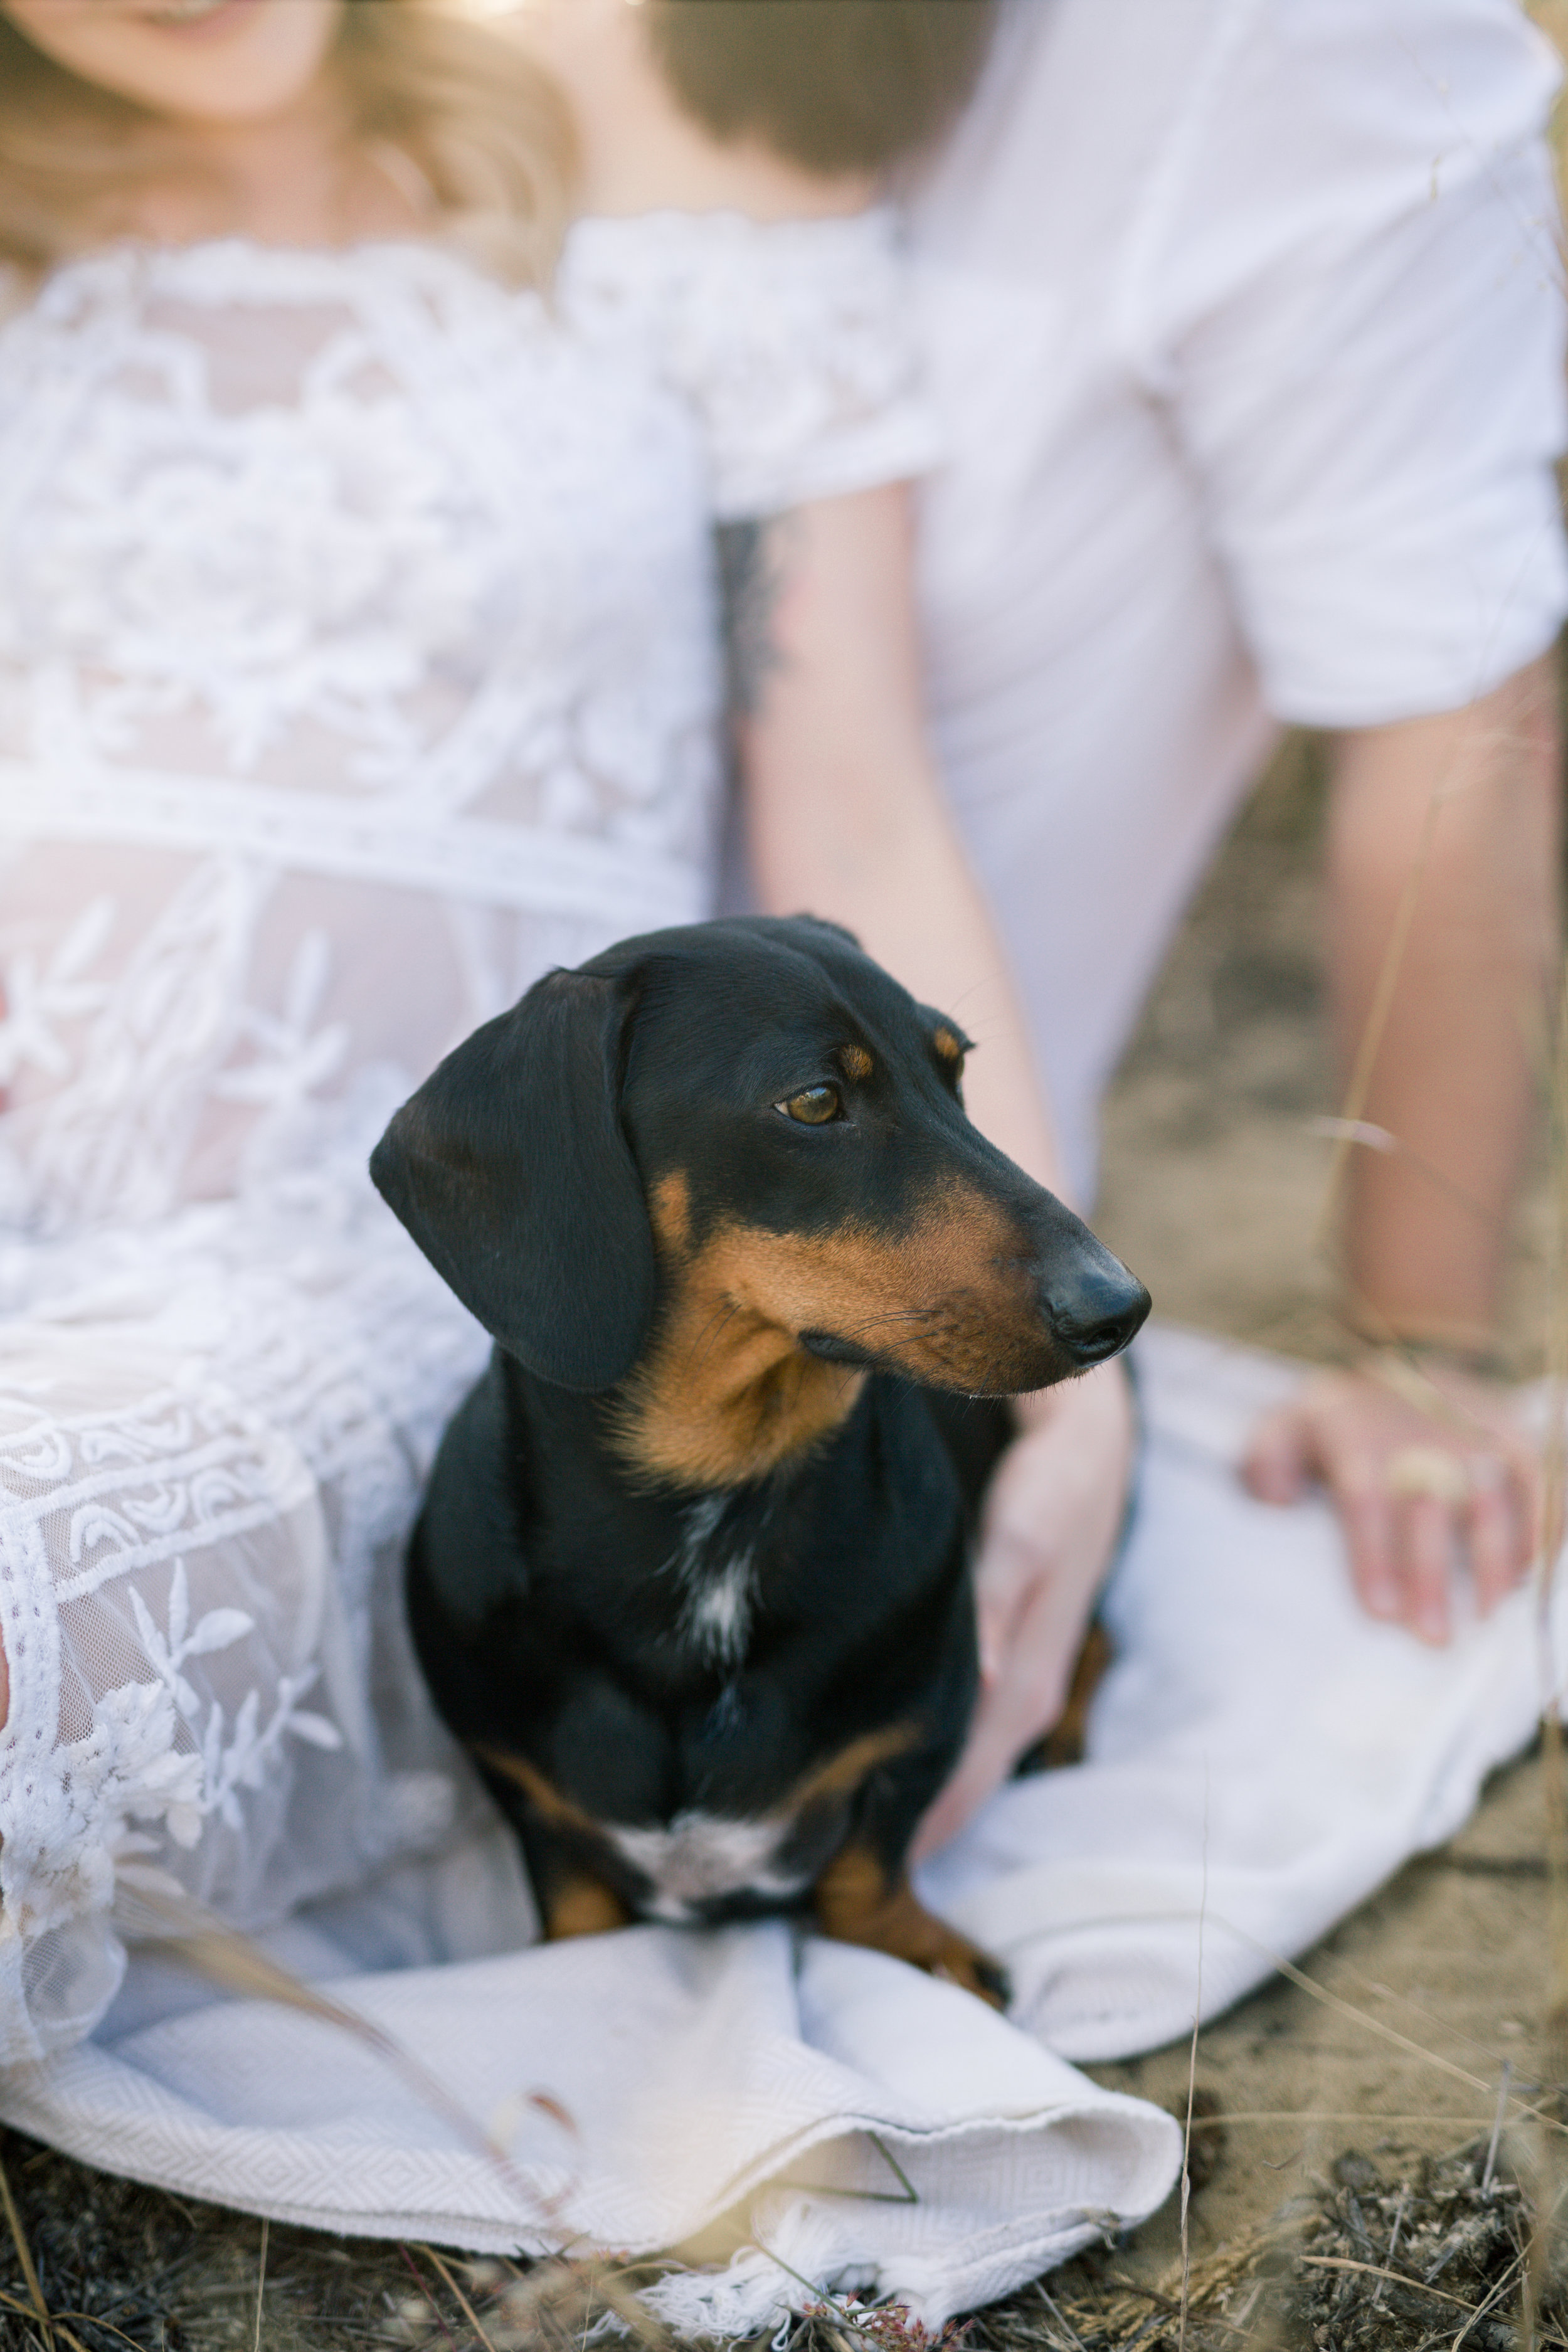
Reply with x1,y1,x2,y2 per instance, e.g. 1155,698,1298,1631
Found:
3,0,343,128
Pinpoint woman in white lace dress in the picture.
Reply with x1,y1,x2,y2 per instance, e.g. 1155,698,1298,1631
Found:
0,0,1135,2067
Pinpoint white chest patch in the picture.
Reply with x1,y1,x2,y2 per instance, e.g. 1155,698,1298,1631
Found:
604,1810,811,1924
681,1554,755,1663
665,1495,757,1668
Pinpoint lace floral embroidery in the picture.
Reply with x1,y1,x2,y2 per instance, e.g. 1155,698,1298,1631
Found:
1,1681,206,1941
130,1558,342,1830
0,213,936,2059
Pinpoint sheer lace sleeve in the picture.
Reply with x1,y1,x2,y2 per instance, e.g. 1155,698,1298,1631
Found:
559,207,941,520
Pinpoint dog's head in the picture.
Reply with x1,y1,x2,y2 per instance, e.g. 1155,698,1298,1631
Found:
371,917,1149,1471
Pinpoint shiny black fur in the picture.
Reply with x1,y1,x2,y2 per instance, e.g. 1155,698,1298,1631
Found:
371,917,1148,1946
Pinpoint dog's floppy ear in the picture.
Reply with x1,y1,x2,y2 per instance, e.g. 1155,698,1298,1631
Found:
369,971,652,1392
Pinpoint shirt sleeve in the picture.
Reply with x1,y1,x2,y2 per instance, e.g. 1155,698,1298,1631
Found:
558,207,943,521
1123,0,1568,728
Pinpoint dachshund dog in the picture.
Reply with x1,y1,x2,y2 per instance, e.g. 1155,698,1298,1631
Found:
371,916,1148,2006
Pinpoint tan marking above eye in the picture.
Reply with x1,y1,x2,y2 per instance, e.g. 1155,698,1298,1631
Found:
840,1044,874,1082
933,1027,965,1066
778,1084,841,1125
650,1169,692,1253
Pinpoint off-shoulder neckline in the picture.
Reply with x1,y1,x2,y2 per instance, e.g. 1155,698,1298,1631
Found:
29,203,898,287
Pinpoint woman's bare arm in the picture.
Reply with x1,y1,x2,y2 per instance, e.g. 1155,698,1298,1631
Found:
738,490,1066,1192
1244,655,1560,1636
737,484,1136,1853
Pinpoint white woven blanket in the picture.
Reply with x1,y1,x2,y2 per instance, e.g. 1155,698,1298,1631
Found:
0,1327,1554,2336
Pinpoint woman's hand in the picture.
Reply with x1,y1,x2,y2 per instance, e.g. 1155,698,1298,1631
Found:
1242,1357,1540,1642
911,1358,1136,1860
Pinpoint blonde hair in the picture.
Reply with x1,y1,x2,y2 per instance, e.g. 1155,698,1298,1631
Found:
0,0,577,286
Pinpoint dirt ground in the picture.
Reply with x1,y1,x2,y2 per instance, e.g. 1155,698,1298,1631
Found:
1088,731,1555,2286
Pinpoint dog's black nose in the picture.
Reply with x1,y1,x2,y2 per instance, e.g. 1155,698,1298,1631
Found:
1040,1251,1151,1367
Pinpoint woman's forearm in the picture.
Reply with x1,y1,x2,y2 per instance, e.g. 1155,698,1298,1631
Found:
1327,655,1560,1350
738,485,1072,1206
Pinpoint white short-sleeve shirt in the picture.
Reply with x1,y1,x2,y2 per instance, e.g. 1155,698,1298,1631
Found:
908,0,1568,1200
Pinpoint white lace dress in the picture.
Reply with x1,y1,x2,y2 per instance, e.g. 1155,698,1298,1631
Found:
0,213,938,2063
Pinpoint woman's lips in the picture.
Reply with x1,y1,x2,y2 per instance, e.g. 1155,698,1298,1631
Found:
139,0,265,37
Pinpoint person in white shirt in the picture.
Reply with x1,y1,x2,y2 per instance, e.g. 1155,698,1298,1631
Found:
645,0,1568,1846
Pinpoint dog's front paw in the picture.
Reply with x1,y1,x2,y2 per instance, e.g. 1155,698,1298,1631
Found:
930,1932,1012,2011
814,1845,1011,2010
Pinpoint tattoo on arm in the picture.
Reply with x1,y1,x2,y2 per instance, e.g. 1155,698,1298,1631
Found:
716,514,796,730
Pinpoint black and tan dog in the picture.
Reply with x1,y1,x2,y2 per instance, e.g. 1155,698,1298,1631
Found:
370,916,1148,2005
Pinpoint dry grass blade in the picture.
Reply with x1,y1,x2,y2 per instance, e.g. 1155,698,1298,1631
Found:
1483,2062,1515,2193
420,2242,502,2352
253,2214,268,2352
580,2257,675,2348
1451,2249,1528,2352
1019,2213,1307,2351
1296,2250,1482,2314
492,2250,673,2351
401,2243,464,2352
0,2283,95,2352
1207,1910,1546,2114
1032,2280,1088,2350
40,2311,145,2352
1525,955,1568,2352
0,2140,55,2350
1189,2111,1497,2131
1177,1783,1209,2352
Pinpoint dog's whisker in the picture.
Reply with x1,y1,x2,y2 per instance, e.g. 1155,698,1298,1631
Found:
847,1306,945,1331
682,1295,746,1378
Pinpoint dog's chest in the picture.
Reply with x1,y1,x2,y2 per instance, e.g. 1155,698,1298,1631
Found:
664,1492,760,1670
600,1808,812,1922
585,1496,810,1917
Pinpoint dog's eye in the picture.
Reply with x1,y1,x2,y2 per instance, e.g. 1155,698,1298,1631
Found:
778,1085,842,1126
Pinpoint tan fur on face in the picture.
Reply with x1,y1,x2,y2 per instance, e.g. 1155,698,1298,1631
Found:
615,1185,1054,1487
840,1044,874,1081
650,1170,692,1252
933,1026,965,1066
